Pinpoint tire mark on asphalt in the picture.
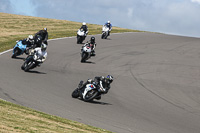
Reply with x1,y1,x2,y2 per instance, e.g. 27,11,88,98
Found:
0,87,17,103
129,64,186,111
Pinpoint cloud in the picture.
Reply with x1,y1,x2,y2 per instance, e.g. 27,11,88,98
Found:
0,0,13,13
191,0,200,4
1,0,200,37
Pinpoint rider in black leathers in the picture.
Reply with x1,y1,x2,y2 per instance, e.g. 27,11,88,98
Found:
34,27,48,46
80,22,88,35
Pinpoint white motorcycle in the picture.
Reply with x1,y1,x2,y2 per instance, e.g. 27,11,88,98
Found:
80,44,92,62
21,47,46,72
77,29,87,44
101,25,110,39
72,81,101,102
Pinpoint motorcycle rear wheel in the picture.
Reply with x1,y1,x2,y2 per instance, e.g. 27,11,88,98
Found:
72,88,79,98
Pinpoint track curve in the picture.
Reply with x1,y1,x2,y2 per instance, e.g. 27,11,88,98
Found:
1,32,200,133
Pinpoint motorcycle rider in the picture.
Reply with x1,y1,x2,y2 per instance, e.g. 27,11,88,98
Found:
78,75,113,100
21,43,47,70
35,27,48,45
80,22,88,35
17,35,34,54
84,36,96,56
34,35,43,48
34,43,47,65
104,21,112,36
94,75,113,94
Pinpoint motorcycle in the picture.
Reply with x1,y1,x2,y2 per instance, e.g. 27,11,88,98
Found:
72,81,101,102
101,25,110,39
21,49,43,72
77,29,87,44
11,40,27,58
80,44,92,62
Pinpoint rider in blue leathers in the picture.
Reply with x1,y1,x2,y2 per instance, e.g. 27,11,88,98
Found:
104,21,112,36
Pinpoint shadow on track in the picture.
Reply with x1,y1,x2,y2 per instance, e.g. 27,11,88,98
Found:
74,98,112,105
11,57,26,60
81,61,95,64
25,70,46,74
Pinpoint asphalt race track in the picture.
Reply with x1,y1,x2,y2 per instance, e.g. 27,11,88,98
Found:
1,32,200,133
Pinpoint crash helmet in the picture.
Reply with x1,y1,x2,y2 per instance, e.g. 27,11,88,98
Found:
82,22,86,25
107,21,110,24
43,27,47,31
90,36,95,44
27,35,34,43
41,43,47,51
107,75,113,83
28,35,33,40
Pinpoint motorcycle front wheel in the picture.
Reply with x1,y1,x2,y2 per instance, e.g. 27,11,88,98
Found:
84,90,99,102
11,49,20,58
81,52,87,62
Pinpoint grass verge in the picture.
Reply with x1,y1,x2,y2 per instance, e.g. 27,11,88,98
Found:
0,12,142,52
0,99,112,133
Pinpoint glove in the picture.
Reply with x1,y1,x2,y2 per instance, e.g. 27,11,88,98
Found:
87,79,93,83
99,87,106,93
41,56,46,62
33,54,38,60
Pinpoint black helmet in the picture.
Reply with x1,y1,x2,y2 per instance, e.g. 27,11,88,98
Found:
90,36,95,44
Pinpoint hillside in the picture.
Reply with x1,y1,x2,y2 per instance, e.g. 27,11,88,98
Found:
0,12,140,52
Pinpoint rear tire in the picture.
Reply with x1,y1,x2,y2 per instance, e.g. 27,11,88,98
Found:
72,88,79,98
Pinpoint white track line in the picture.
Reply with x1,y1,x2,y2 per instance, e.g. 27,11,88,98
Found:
0,49,12,55
0,36,75,56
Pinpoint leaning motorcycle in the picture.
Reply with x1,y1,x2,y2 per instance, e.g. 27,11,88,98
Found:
77,29,87,44
21,49,42,72
101,25,109,39
80,44,92,62
11,40,27,58
72,81,101,102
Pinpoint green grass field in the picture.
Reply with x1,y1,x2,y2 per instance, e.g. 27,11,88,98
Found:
0,12,142,132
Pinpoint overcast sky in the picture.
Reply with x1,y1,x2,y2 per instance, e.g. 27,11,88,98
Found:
1,0,200,37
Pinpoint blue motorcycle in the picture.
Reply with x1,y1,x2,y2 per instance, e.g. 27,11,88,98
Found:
11,40,27,58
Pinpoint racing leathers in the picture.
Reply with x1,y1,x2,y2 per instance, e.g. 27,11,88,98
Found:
104,22,112,36
35,30,48,45
80,25,88,35
83,41,96,56
30,47,47,67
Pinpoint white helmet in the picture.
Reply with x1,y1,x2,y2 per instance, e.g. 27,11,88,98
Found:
27,35,34,42
107,21,110,24
82,22,86,25
28,35,33,40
